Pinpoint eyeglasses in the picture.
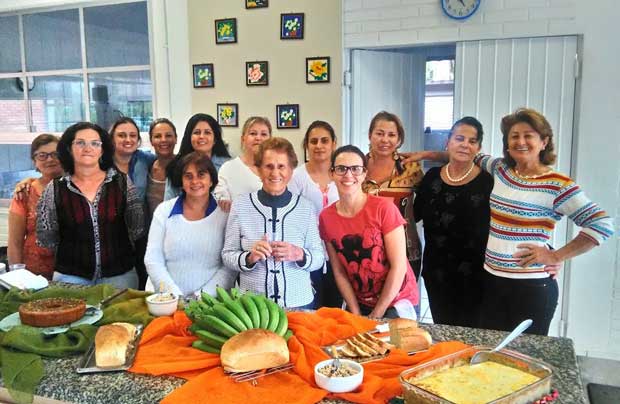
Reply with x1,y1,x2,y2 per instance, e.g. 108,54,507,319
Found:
332,165,366,176
33,151,59,161
72,139,103,149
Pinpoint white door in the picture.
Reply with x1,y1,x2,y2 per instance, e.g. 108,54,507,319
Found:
454,35,579,336
348,49,427,153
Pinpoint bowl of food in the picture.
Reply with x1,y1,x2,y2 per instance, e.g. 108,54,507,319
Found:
314,358,364,393
145,293,178,317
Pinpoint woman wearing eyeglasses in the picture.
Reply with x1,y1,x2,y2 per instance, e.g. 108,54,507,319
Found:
8,134,63,279
319,145,419,319
36,122,146,289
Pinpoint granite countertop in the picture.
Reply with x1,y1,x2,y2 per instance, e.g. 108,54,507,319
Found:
6,322,586,404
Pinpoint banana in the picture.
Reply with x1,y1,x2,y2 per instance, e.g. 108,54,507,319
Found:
283,329,293,341
202,314,239,338
201,292,218,307
274,306,289,337
230,287,240,300
216,286,233,304
212,303,248,332
195,329,227,348
224,299,253,330
188,323,201,335
265,298,281,332
240,295,260,328
251,295,270,329
192,340,221,354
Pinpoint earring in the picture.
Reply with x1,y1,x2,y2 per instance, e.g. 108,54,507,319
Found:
392,150,400,161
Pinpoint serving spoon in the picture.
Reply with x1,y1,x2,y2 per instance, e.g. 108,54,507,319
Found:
470,319,533,365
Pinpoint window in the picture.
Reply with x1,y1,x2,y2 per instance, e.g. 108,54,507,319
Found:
0,1,152,134
423,58,455,168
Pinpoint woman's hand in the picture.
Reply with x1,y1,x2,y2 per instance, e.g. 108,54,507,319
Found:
399,151,427,165
217,199,232,212
246,234,272,266
544,262,563,279
270,241,304,263
368,307,386,320
514,243,561,267
13,178,35,201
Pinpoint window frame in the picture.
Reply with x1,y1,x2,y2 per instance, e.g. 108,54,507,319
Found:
0,0,153,143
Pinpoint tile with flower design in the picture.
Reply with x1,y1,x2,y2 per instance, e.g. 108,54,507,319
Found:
306,56,330,83
280,13,304,40
246,61,268,86
193,63,214,88
246,0,268,9
215,18,237,44
276,104,299,129
217,103,238,127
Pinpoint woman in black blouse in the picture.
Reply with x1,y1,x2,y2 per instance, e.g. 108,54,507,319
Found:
413,117,493,327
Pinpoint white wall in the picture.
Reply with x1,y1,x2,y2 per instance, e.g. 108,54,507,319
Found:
344,0,619,360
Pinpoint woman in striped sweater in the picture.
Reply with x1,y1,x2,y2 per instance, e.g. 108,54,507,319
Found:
414,108,614,335
477,108,613,335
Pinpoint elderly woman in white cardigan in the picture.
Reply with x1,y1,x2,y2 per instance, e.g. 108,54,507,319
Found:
145,152,235,298
222,137,325,309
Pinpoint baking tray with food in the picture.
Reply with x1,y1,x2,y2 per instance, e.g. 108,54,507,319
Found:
399,345,553,404
322,319,433,363
76,323,144,374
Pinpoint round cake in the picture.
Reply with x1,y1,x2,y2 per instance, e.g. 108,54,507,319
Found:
18,297,87,327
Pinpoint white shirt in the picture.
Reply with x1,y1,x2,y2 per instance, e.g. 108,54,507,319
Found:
288,164,339,214
213,157,263,201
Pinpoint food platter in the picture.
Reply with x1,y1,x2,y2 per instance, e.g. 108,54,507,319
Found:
0,305,103,335
321,331,430,364
76,324,144,374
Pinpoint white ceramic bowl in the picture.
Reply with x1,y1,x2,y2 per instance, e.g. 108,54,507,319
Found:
314,359,364,393
145,293,179,316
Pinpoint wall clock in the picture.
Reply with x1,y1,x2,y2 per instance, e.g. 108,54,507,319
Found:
441,0,481,20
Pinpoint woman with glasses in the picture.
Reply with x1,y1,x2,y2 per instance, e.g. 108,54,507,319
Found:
319,145,419,319
8,134,63,279
362,112,424,281
36,122,146,289
288,121,341,308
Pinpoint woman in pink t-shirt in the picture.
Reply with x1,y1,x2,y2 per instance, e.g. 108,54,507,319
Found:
319,145,419,319
8,134,63,279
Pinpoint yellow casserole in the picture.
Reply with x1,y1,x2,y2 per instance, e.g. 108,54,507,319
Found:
410,361,540,404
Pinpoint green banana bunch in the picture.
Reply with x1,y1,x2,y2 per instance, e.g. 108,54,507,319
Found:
185,286,295,352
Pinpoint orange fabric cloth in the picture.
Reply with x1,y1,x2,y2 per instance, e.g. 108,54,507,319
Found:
129,308,468,404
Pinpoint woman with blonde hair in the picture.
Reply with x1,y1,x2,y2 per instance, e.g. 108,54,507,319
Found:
214,116,272,211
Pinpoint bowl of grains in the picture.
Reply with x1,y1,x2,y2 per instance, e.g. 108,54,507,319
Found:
314,359,364,393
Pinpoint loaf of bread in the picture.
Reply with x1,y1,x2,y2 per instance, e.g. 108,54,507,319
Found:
95,322,137,368
220,329,289,372
391,326,432,352
388,318,418,335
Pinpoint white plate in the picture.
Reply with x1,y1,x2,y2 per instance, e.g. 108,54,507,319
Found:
0,305,103,335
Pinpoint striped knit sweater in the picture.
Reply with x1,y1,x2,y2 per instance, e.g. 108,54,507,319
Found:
476,154,614,279
222,191,325,308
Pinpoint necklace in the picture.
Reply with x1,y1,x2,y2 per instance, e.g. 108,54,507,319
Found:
514,168,552,179
445,163,474,182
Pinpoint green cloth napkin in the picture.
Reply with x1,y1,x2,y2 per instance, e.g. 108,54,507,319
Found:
0,285,154,404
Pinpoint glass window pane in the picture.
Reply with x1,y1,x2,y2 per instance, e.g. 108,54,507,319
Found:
84,2,150,68
0,78,28,131
29,75,84,132
23,9,81,71
0,16,21,73
89,70,152,132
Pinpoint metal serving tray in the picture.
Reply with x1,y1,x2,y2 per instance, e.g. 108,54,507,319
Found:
76,324,144,374
399,345,553,404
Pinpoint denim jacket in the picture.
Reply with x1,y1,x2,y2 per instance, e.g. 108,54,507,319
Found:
128,149,156,202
